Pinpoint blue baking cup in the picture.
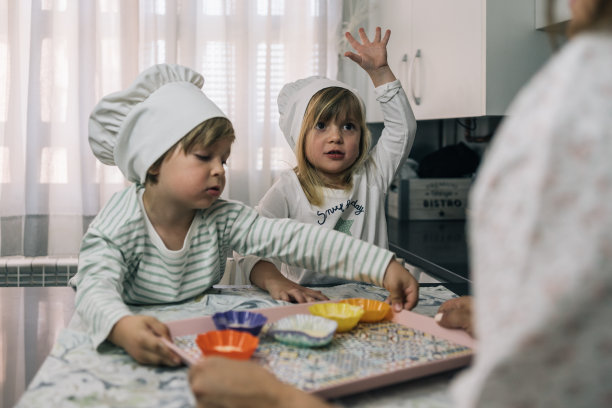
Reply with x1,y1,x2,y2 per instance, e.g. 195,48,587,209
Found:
212,310,268,336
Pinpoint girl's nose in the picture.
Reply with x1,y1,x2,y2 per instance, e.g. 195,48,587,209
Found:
328,126,343,143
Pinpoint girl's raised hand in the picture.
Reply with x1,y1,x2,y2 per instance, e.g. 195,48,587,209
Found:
344,27,396,87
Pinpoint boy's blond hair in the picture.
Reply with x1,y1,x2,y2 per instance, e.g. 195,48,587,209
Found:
294,87,371,206
146,117,235,185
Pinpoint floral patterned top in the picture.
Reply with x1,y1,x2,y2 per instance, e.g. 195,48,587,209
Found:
452,30,612,407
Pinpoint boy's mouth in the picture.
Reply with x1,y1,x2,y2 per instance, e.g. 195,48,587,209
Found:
206,186,222,197
325,150,345,159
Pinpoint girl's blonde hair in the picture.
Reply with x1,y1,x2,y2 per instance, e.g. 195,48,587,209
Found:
294,87,371,206
146,117,235,185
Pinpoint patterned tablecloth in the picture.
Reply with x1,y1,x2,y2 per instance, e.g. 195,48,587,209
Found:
16,283,462,408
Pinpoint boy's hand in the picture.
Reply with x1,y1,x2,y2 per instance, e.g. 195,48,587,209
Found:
108,315,181,366
344,26,396,87
382,259,419,312
435,296,475,337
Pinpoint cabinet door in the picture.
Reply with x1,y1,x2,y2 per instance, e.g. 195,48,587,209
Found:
535,0,571,28
360,0,412,122
409,0,483,119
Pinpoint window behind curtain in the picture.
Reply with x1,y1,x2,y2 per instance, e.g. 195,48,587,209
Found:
0,0,341,257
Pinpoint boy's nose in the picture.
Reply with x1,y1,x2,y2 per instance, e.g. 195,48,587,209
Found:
211,159,226,175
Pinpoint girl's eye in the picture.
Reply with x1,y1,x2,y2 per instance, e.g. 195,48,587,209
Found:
343,123,356,131
314,122,326,130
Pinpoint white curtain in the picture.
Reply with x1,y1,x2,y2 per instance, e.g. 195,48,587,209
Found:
0,0,343,257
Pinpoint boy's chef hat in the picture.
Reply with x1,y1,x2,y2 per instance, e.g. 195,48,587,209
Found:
277,76,364,152
89,63,227,184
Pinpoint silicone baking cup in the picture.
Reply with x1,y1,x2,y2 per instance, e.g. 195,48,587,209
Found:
196,329,259,360
309,303,364,332
268,314,338,348
212,310,268,336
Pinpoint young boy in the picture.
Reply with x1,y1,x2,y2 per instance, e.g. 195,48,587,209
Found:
71,63,418,366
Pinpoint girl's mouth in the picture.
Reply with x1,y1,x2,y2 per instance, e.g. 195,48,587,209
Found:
325,150,345,160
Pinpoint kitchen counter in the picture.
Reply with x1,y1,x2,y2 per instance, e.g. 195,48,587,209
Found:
387,218,471,295
6,284,467,408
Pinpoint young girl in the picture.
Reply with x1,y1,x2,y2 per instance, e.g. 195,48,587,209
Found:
237,27,418,303
71,63,417,367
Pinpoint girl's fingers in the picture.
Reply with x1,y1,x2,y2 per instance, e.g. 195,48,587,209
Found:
344,51,362,65
358,27,369,44
345,31,361,49
310,290,329,301
381,29,391,45
287,289,307,303
373,26,382,43
304,290,328,302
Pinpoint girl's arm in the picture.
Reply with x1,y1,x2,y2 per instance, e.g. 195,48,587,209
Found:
345,27,417,189
249,260,328,303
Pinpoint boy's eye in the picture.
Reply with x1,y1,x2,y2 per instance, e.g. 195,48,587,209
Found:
195,154,211,161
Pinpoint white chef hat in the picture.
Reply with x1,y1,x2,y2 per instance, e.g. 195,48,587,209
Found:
277,76,364,152
89,63,227,184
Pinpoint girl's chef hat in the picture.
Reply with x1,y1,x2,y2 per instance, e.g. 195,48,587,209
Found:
89,63,227,184
277,76,364,152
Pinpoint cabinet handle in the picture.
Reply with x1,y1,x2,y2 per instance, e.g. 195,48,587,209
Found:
408,49,422,106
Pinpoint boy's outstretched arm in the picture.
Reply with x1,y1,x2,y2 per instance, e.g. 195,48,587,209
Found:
382,259,419,312
344,26,396,87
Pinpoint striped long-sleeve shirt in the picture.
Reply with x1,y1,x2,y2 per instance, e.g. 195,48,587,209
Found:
70,183,393,348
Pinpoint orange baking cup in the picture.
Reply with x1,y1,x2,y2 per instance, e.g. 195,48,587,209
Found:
308,302,364,332
195,329,259,360
339,298,391,323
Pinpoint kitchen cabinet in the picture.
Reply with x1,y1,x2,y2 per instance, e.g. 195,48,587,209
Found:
535,0,571,29
345,0,553,121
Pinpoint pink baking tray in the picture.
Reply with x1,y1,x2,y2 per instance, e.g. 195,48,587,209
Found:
163,302,476,399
